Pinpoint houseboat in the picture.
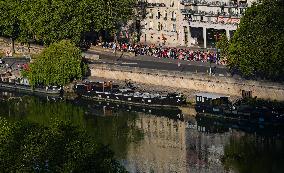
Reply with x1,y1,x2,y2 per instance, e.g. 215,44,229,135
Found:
74,81,187,108
195,92,284,125
0,73,62,95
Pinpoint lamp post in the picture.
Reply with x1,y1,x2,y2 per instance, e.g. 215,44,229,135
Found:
209,56,212,76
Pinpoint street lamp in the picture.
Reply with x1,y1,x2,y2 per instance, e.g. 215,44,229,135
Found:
209,56,212,76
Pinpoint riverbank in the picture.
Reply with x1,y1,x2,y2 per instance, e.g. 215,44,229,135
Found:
90,64,284,101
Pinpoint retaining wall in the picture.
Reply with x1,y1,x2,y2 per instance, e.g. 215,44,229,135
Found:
91,65,284,101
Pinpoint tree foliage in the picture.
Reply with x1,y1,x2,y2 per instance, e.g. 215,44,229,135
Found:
0,0,135,47
0,117,127,172
227,0,284,81
24,40,86,86
216,33,229,60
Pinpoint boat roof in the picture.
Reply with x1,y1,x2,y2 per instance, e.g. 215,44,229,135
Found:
195,92,229,99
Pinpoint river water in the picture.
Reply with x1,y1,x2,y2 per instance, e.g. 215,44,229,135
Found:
0,91,283,173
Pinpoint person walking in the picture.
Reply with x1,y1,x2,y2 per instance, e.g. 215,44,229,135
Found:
112,42,116,54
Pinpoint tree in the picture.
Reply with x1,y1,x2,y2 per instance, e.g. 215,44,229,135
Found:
1,0,135,48
227,0,284,80
24,40,86,86
0,0,22,53
0,117,127,172
216,34,229,61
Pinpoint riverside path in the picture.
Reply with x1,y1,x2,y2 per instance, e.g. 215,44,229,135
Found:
86,49,230,77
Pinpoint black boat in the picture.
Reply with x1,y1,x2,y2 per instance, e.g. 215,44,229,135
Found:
0,82,62,95
74,81,187,107
195,92,284,125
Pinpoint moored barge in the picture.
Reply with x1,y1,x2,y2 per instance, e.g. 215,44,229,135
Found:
0,80,62,96
74,81,187,108
195,92,284,125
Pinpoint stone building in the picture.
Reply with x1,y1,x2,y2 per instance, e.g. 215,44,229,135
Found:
139,0,257,48
181,0,257,48
139,0,190,47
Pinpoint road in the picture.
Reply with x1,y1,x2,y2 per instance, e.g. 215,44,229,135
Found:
86,50,230,76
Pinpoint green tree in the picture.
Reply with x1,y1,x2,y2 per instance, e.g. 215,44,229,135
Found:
0,0,23,53
227,0,284,80
1,0,135,47
216,33,229,61
0,117,127,172
24,40,86,86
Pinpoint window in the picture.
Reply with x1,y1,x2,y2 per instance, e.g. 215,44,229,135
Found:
170,1,174,7
157,11,161,19
171,11,176,21
158,22,161,31
172,24,176,32
149,21,153,30
149,9,153,19
164,11,167,20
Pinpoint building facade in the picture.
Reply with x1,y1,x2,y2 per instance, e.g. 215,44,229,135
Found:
139,0,190,47
139,0,257,48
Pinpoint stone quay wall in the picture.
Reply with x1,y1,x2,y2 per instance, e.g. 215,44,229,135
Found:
91,65,284,101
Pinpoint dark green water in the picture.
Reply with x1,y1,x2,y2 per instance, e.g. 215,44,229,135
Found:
0,91,283,173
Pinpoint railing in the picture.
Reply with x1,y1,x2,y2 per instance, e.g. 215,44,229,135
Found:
147,3,166,8
180,0,248,8
181,9,243,19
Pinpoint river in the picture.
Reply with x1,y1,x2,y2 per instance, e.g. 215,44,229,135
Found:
0,91,283,173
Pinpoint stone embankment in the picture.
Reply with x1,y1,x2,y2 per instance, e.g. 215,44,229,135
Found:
91,64,284,101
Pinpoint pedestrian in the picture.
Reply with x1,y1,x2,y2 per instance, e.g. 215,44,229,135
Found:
112,42,116,53
177,61,181,68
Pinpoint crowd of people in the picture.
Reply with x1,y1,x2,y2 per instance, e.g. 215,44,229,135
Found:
98,42,226,65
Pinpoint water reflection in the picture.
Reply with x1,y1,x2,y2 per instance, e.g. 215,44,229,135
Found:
223,135,284,173
125,114,187,173
0,91,85,127
0,91,283,173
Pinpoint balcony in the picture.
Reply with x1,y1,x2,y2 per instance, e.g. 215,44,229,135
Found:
180,0,248,8
189,20,239,30
180,9,194,14
171,18,177,21
147,3,166,8
180,0,198,6
182,9,243,19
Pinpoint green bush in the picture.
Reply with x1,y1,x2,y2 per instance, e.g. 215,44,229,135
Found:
24,40,87,86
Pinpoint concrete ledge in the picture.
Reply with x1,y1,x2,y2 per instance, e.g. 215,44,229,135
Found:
90,64,284,101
